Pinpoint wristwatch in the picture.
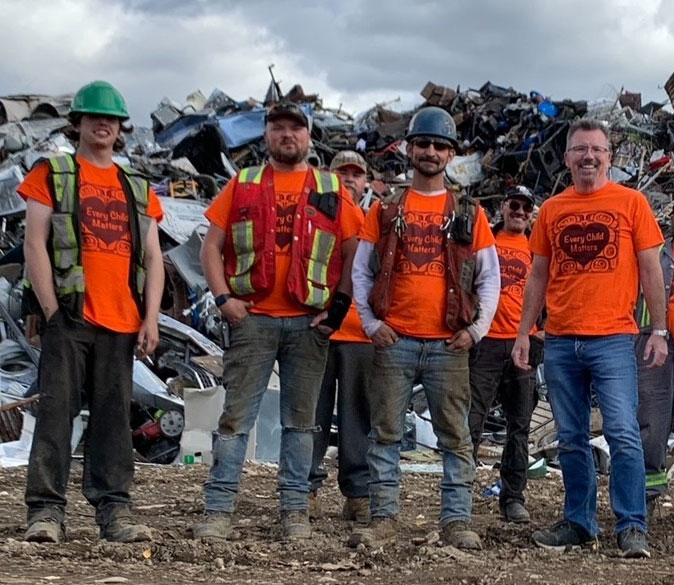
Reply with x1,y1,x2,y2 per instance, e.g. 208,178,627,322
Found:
652,328,669,338
214,293,231,308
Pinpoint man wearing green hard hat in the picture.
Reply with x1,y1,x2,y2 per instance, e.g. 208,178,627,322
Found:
18,81,165,543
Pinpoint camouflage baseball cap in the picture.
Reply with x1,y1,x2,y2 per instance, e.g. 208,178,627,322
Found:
330,150,367,173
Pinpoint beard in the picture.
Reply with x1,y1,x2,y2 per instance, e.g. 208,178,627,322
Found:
269,142,308,165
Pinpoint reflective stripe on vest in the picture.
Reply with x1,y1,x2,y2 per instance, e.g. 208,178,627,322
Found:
230,219,256,295
312,168,339,193
305,228,336,308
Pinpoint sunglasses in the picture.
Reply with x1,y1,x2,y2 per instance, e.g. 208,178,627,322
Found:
412,139,452,152
508,200,534,213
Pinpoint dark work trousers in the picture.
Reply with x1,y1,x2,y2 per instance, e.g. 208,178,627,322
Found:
468,336,540,507
25,310,137,527
636,332,674,501
309,341,374,498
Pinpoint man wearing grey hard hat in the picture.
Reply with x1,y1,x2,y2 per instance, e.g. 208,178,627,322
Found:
350,107,500,549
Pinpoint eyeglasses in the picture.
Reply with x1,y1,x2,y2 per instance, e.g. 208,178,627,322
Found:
412,139,452,152
567,145,610,155
508,200,534,213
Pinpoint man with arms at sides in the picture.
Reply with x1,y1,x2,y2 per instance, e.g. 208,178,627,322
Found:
512,119,666,559
21,81,164,543
350,107,500,549
198,103,363,541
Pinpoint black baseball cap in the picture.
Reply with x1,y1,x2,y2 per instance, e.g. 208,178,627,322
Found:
504,185,535,205
265,102,309,128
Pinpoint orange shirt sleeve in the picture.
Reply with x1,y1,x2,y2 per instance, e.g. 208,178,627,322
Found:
633,193,664,251
147,188,164,222
339,185,364,239
529,203,551,256
359,200,382,242
473,206,496,251
205,178,236,231
17,161,53,207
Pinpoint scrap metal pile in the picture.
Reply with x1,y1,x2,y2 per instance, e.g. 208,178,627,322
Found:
1,73,674,466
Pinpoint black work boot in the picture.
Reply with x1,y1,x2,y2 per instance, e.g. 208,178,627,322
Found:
532,520,598,551
617,527,650,559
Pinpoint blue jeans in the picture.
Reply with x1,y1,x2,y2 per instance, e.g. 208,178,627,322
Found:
368,336,474,524
203,314,329,513
544,334,646,536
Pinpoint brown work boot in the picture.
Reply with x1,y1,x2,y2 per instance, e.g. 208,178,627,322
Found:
308,490,321,520
281,510,312,540
194,512,233,540
341,497,370,524
348,516,397,548
441,520,482,550
24,519,64,543
100,516,153,543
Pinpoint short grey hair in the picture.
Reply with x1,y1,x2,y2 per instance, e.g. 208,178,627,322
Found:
566,119,610,150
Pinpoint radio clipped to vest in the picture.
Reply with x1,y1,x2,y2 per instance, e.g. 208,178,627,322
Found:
448,194,476,245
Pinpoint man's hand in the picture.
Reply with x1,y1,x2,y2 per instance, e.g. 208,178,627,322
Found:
372,322,398,348
445,329,474,352
310,310,335,336
221,298,253,327
511,333,531,370
643,333,668,369
136,319,160,359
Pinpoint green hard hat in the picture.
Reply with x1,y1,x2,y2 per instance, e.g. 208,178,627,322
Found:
70,80,130,120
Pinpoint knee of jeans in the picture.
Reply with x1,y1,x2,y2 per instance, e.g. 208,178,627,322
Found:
370,422,403,445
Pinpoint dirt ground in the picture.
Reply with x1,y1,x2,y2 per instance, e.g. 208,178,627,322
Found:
0,461,673,585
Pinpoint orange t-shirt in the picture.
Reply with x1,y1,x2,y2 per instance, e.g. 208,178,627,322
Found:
18,156,164,333
205,167,363,317
529,181,663,336
360,190,495,339
488,231,535,339
332,207,369,343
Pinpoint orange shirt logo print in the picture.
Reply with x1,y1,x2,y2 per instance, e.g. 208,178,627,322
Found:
398,211,445,276
498,248,530,294
275,191,297,252
553,211,619,274
79,183,131,256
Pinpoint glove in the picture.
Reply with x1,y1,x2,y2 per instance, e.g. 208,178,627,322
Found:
321,292,352,330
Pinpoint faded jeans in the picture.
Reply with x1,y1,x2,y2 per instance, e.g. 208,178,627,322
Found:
367,336,475,525
203,314,329,513
544,333,646,536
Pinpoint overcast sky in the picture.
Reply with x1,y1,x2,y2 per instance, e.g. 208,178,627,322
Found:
2,0,674,124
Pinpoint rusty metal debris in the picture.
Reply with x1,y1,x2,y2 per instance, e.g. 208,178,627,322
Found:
1,72,674,467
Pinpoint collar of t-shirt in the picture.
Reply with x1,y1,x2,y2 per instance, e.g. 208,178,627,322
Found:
410,188,446,197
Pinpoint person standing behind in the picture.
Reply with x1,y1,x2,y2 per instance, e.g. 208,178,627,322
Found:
512,119,667,559
197,103,363,541
350,107,500,549
309,151,373,524
468,185,542,524
634,203,674,516
21,81,164,543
